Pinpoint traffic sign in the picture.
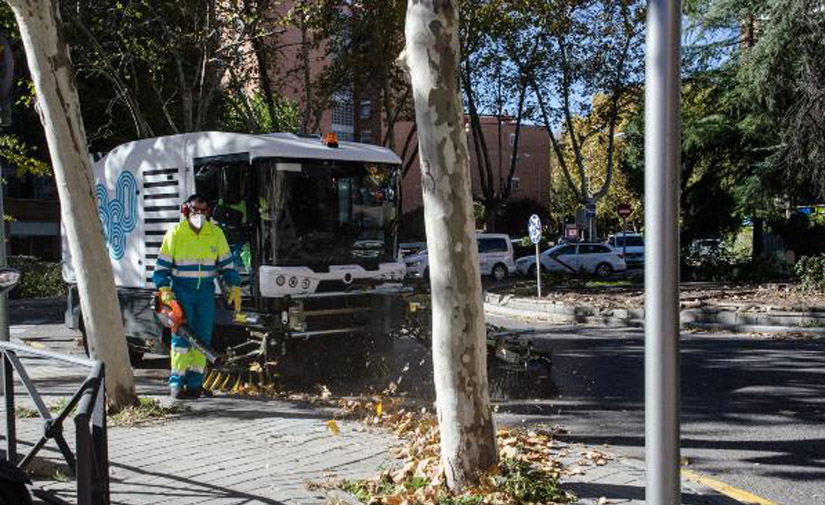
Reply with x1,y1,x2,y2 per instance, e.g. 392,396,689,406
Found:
585,202,597,219
528,214,542,244
618,203,631,218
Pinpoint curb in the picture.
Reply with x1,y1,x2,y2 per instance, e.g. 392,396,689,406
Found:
484,293,825,336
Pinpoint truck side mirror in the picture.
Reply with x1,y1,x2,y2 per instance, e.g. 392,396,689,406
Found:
0,268,20,294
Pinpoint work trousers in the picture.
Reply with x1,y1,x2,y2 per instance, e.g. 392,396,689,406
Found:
169,284,215,390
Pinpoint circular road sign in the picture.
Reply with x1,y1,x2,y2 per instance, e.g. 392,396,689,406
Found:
528,214,542,244
618,203,632,218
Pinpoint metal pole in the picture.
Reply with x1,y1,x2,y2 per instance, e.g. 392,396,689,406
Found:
3,353,16,463
0,166,8,343
535,243,541,298
645,0,681,504
623,218,628,259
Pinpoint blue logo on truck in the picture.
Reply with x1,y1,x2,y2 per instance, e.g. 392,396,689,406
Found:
96,170,138,260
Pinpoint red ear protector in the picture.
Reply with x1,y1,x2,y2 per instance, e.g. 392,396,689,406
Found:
181,200,211,218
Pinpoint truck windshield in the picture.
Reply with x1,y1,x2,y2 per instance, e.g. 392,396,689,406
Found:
258,160,398,269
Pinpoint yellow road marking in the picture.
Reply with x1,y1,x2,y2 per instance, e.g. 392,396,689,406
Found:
681,469,779,505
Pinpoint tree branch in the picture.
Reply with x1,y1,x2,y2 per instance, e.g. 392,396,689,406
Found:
558,36,588,197
500,78,527,202
532,78,583,203
463,59,494,200
593,12,634,200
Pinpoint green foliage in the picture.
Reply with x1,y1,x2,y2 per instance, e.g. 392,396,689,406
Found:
736,0,825,200
620,68,780,247
15,405,38,418
495,458,566,504
769,213,825,258
49,398,73,414
681,251,790,283
0,135,50,176
220,92,300,134
404,476,429,491
437,494,484,505
340,480,371,503
795,254,825,293
685,0,825,205
7,256,66,299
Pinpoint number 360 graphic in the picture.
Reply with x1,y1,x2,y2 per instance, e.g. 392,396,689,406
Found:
96,171,138,260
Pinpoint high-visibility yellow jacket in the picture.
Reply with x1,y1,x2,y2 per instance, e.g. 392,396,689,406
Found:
153,220,241,291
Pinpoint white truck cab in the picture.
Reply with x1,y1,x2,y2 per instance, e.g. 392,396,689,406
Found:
63,132,409,370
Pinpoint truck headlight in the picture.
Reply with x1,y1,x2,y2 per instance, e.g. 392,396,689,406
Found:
301,278,311,289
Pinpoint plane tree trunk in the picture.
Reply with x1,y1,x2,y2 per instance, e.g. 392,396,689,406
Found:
6,0,137,409
400,0,497,490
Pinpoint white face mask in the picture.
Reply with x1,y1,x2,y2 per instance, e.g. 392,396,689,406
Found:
189,214,205,230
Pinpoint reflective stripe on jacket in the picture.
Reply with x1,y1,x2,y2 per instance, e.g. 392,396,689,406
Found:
152,220,241,290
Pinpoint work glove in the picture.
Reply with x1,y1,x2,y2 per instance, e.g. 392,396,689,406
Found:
159,286,175,306
228,286,242,312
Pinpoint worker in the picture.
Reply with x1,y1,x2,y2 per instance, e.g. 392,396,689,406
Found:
153,194,242,399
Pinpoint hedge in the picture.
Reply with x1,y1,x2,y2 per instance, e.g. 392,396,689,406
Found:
7,255,66,299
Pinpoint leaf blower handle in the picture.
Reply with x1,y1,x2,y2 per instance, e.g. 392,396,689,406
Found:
154,290,185,333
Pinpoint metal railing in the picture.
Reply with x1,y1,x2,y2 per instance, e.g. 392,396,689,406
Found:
1,341,109,505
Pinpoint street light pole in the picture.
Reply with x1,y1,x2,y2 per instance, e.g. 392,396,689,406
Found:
645,0,682,504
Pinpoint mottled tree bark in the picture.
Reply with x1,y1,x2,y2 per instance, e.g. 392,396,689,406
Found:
6,0,137,409
401,0,497,490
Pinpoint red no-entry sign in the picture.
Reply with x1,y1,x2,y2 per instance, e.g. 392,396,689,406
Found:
618,203,632,218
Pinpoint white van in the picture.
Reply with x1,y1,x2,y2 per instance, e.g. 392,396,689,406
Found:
606,232,645,267
405,233,517,281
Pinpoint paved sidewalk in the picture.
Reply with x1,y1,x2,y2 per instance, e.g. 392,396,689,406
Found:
3,322,742,505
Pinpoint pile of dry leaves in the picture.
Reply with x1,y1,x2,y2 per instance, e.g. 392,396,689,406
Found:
523,283,825,312
321,397,576,505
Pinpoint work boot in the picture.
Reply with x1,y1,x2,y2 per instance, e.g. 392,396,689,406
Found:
170,386,186,399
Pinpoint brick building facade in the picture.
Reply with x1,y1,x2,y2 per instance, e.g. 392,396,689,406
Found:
393,117,552,216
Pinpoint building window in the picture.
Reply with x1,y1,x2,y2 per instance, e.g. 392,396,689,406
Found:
509,133,516,146
510,177,520,191
359,100,372,119
359,130,372,144
331,91,354,127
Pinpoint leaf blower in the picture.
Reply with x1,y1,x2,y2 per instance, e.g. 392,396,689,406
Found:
152,291,222,365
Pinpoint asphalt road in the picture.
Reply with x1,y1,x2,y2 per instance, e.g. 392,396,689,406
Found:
8,298,823,504
488,315,825,505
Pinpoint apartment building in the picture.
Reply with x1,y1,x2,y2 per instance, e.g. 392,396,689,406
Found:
394,116,552,216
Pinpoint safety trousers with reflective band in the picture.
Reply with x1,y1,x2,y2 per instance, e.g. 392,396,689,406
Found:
169,283,215,390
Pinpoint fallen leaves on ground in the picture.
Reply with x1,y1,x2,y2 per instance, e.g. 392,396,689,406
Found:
324,397,577,505
506,282,825,313
109,397,188,427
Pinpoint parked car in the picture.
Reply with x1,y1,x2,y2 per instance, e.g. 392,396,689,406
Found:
405,233,517,281
606,232,645,267
399,242,427,258
515,242,627,278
